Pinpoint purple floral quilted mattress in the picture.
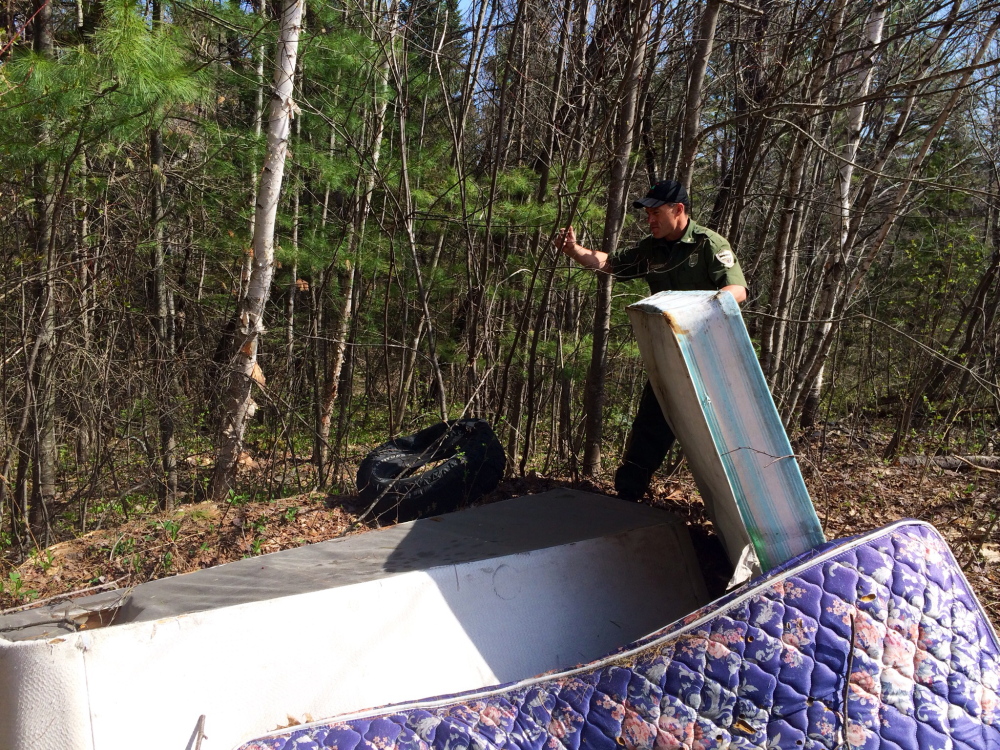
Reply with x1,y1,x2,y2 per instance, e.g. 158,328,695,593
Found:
238,520,1000,750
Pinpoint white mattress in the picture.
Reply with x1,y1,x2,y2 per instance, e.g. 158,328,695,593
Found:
627,290,825,574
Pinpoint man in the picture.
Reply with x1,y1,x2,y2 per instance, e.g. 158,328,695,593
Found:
556,180,747,501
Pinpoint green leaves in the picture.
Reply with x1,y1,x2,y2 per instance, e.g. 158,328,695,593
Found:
1,0,204,172
95,0,200,106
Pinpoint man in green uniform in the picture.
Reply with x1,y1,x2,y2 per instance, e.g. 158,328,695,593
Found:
556,180,747,500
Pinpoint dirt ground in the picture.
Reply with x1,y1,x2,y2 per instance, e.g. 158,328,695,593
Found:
2,430,998,631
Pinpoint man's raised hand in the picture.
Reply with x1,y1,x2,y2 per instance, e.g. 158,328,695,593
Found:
555,226,576,255
553,226,609,271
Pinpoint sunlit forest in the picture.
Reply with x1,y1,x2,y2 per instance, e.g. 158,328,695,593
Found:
1,0,998,572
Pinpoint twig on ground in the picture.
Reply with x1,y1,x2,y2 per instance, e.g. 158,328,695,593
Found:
954,455,1000,475
0,576,129,615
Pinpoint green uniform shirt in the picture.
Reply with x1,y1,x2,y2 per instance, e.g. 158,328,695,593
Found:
608,219,746,294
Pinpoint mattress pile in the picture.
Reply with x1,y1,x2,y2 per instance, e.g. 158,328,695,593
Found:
239,521,1000,750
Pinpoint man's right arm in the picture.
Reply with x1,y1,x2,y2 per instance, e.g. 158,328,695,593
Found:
555,226,610,272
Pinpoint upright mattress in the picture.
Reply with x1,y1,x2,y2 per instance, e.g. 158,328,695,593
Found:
627,291,825,575
239,520,1000,750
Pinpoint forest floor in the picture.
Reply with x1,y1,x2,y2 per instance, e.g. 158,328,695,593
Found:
1,429,998,631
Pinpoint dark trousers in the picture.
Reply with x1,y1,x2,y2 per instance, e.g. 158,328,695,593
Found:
614,381,676,499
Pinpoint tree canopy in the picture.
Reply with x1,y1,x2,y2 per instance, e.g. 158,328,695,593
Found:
0,0,998,563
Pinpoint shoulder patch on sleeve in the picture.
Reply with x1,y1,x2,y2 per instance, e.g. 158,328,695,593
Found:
715,249,735,268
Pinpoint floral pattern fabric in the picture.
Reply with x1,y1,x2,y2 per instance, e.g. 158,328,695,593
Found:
238,521,1000,750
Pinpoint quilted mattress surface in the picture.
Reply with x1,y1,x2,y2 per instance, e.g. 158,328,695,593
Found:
238,520,1000,750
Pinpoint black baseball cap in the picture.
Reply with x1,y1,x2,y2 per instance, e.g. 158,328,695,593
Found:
633,180,689,211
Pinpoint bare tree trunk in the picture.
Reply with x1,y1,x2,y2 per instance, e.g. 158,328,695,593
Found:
316,263,354,485
780,0,964,417
799,2,885,428
239,0,270,299
884,245,1000,458
787,13,1000,422
678,0,720,190
388,23,449,422
333,265,363,479
429,0,494,413
710,2,777,239
582,0,651,475
395,232,444,425
284,107,302,416
149,0,178,511
72,151,95,466
760,135,809,380
557,322,573,462
286,256,297,374
518,0,571,473
520,241,559,475
150,125,177,510
211,0,303,501
314,0,397,478
19,0,57,546
759,0,846,385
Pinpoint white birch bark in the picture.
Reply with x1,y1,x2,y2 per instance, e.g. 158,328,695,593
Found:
787,11,1000,421
211,0,303,501
797,2,886,425
838,6,886,251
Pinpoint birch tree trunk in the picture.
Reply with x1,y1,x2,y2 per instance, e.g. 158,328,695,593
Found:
780,0,963,417
787,12,1000,422
797,2,885,427
211,0,303,501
